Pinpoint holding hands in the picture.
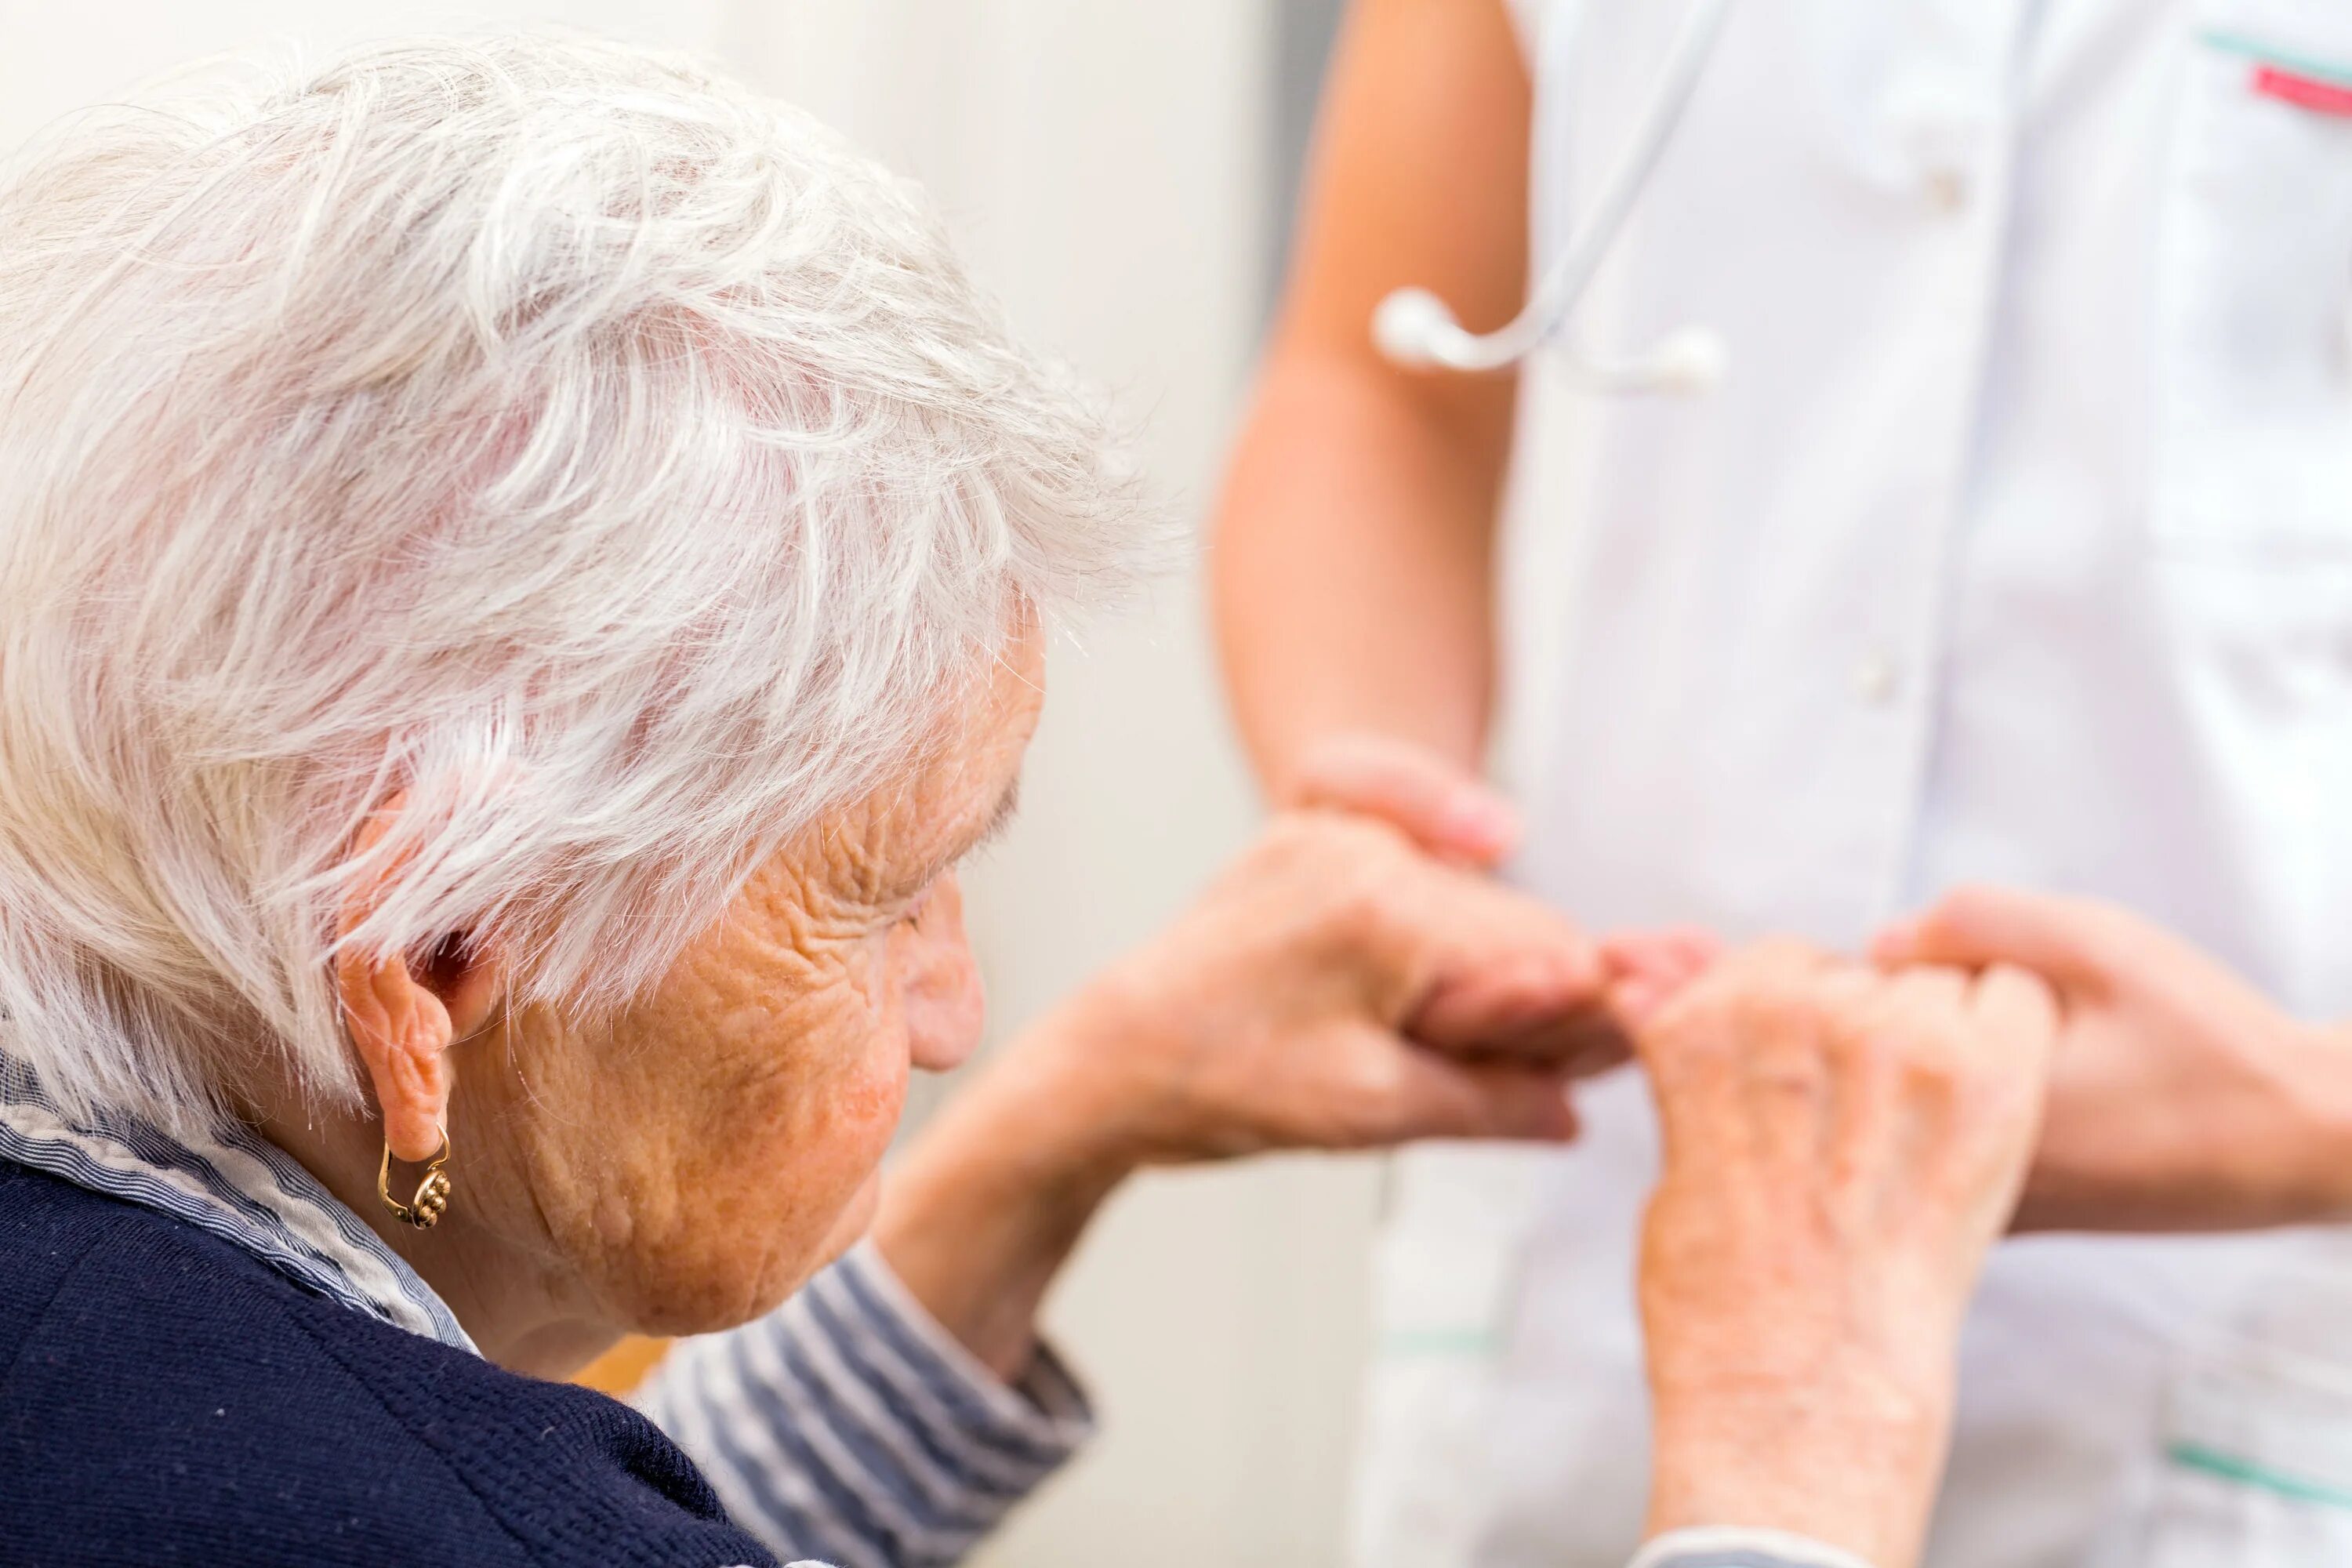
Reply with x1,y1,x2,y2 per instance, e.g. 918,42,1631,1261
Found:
1269,731,2352,1241
1634,944,2056,1567
886,730,2349,1566
1283,731,2352,1236
1879,886,2352,1232
1623,890,2350,1563
1270,733,2352,1565
876,805,1642,1376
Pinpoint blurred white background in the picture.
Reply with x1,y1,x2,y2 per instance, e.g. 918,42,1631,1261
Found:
0,2,1378,1562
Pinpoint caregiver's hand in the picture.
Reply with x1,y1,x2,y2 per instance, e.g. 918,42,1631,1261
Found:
1878,886,2352,1232
876,811,1629,1375
1639,942,2056,1568
1276,729,1722,1022
1278,730,1521,867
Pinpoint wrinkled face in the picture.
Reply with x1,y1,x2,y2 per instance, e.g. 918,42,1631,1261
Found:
471,632,1042,1336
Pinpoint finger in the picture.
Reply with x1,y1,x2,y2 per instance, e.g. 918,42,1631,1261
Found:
1602,930,1702,986
1968,961,2062,1073
1410,947,1623,1066
1607,925,1723,972
1610,971,1680,1029
1701,936,1840,996
1602,927,1722,1024
1359,1045,1581,1145
1381,845,1610,1025
1632,936,1835,1062
1285,734,1519,868
1882,962,1972,1022
1873,884,2103,985
1631,944,1847,1139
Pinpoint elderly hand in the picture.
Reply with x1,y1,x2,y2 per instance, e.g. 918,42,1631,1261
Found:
1636,942,2057,1568
875,810,1633,1374
1015,809,1631,1166
1877,885,2352,1232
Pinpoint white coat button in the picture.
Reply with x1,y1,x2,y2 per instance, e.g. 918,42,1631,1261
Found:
1925,165,1971,214
1853,652,1902,706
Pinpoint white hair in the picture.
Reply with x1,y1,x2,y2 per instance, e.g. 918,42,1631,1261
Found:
0,34,1163,1138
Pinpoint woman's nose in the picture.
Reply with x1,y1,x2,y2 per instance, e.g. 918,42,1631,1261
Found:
903,876,986,1072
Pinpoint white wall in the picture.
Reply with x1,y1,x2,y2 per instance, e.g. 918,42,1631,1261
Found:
1,4,1382,1563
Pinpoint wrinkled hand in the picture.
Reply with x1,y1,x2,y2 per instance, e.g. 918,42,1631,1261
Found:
1878,885,2352,1232
1637,942,2057,1568
877,811,1634,1382
1030,811,1635,1168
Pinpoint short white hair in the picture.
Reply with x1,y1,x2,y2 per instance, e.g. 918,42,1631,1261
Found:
0,34,1161,1137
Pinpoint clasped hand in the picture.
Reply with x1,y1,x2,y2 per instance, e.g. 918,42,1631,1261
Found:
887,731,2350,1566
1280,731,2352,1236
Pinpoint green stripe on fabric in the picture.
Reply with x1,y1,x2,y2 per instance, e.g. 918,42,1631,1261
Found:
2201,28,2352,90
1378,1327,1501,1359
2167,1440,2352,1512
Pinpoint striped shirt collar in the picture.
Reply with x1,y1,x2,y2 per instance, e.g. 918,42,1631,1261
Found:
0,1052,476,1354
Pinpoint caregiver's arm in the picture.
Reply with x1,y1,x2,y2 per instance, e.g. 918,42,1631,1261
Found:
1878,886,2352,1232
874,810,1629,1379
1211,0,1527,829
1634,944,2060,1568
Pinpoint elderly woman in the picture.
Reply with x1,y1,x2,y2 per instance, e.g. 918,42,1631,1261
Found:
0,37,2059,1568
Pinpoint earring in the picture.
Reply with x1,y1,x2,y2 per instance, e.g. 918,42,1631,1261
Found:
379,1129,453,1229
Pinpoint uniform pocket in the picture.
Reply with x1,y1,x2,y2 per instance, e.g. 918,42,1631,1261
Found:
2154,0,2352,556
2129,1334,2352,1564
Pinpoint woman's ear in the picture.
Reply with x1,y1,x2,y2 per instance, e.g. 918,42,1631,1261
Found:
334,793,507,1163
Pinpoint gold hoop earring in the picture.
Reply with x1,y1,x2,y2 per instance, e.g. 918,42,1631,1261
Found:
379,1129,452,1229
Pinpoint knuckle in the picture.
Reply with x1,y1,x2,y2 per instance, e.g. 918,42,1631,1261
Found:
1268,808,1406,877
1331,1051,1419,1133
1251,816,1396,920
1319,862,1401,951
1742,975,1830,1049
1344,1045,1409,1102
1643,991,1740,1067
1254,809,1339,867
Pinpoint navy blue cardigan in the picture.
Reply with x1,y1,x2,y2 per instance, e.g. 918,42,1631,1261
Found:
0,1158,779,1567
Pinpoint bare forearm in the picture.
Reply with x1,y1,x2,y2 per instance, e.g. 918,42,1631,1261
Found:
1212,350,1503,791
1209,0,1526,797
870,1007,1132,1381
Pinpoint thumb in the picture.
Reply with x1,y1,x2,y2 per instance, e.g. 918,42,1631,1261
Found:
1362,1045,1582,1145
1283,733,1519,869
1396,860,1614,1066
1875,884,2103,985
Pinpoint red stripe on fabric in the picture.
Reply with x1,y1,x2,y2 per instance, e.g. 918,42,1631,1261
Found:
2254,64,2352,118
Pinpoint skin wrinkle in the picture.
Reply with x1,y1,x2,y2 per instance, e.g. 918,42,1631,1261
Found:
263,629,1049,1360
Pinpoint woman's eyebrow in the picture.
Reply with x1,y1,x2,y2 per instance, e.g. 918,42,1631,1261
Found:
916,776,1025,888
